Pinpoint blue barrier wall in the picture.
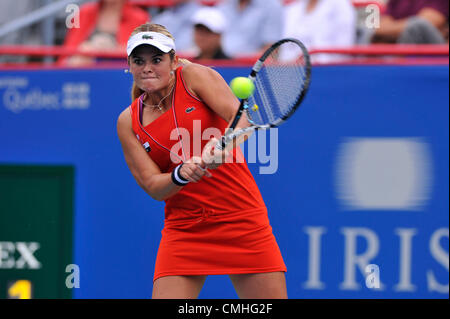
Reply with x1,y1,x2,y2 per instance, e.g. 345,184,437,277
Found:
0,65,448,298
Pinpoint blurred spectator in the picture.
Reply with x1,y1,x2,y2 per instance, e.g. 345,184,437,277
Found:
218,0,283,58
192,6,229,60
282,0,356,63
372,0,449,44
0,0,43,63
151,0,201,55
60,0,149,66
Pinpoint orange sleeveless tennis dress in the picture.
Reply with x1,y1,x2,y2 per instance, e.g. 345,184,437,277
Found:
130,66,286,281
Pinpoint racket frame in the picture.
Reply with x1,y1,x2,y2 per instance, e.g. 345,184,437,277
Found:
217,38,312,150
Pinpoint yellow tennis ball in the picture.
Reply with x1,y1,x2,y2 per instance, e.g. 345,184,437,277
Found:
230,77,255,99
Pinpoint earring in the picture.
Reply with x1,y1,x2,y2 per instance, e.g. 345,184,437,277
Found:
124,69,130,74
170,70,174,75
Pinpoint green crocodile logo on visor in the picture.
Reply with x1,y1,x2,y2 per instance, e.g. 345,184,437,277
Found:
142,35,153,40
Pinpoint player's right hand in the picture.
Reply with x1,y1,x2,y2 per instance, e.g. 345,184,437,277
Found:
201,138,231,170
179,156,212,183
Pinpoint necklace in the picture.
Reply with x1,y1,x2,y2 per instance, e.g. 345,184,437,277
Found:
142,83,175,112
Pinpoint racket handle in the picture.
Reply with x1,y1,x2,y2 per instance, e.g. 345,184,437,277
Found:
226,99,245,135
216,136,226,151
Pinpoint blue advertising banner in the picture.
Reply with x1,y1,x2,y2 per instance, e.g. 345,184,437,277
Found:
0,65,448,299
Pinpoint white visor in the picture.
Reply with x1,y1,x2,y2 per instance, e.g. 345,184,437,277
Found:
126,32,176,56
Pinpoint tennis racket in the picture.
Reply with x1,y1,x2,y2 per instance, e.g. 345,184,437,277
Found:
216,38,312,151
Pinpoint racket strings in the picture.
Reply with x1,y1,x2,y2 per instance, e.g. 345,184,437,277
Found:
248,43,308,126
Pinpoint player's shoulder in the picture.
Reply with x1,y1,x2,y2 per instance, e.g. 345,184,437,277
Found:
117,105,132,132
118,105,132,120
182,62,222,85
182,62,210,77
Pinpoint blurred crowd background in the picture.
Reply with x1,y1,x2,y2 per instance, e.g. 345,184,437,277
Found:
0,0,448,65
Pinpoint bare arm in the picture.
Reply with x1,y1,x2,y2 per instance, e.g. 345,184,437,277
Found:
418,8,448,31
116,108,208,201
183,63,251,130
373,15,408,42
373,8,447,42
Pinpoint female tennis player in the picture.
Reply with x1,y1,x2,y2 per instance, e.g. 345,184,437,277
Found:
117,23,287,299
